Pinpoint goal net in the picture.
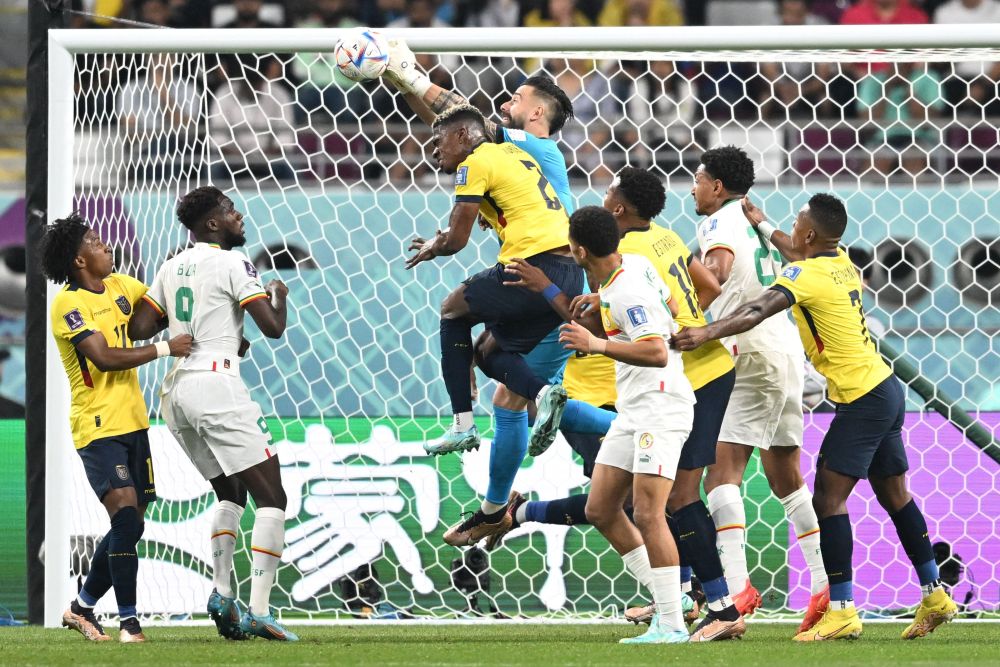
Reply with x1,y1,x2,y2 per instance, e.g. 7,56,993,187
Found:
45,26,1000,625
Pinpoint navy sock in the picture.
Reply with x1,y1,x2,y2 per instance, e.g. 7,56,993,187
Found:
667,514,689,569
485,407,529,505
80,531,113,605
542,495,590,526
440,317,475,414
890,499,941,589
559,400,616,435
108,506,142,619
675,501,728,599
477,348,546,402
819,514,854,603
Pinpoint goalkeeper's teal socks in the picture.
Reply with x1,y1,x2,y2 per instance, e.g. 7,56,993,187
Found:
484,407,528,506
559,399,616,435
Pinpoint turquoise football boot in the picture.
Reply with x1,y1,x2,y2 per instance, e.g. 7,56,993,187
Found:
528,384,567,457
424,424,481,456
239,609,299,642
620,614,691,644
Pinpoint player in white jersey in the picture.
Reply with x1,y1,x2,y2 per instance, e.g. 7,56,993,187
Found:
129,186,297,642
692,146,829,631
558,206,695,644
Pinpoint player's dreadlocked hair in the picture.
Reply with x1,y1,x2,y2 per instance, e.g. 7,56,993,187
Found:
615,167,666,221
569,206,620,258
432,103,487,134
808,193,848,239
39,212,90,285
177,185,225,231
700,145,756,195
523,73,574,134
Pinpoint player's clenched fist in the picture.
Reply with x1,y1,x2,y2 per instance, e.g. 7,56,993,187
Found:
167,333,194,357
265,279,288,303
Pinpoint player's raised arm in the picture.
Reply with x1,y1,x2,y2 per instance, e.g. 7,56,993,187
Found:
381,39,500,141
559,320,668,368
672,288,790,352
741,197,804,262
244,279,288,339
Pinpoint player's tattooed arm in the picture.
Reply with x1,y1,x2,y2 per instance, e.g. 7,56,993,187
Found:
672,288,790,351
742,196,803,262
425,88,500,141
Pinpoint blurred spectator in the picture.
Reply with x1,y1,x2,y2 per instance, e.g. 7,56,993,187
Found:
552,58,616,181
454,0,520,26
165,0,214,27
706,0,780,25
388,1,459,90
598,0,684,26
136,0,172,26
524,0,592,26
758,0,841,118
220,0,284,28
117,54,204,180
209,59,296,185
934,0,1000,112
840,0,930,23
291,0,367,126
613,60,702,171
857,62,944,177
807,0,853,23
359,0,406,25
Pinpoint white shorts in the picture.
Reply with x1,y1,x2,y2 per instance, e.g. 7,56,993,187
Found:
595,393,692,479
161,371,274,480
718,351,804,450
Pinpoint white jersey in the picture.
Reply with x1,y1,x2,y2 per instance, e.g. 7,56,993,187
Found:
599,254,695,411
696,199,801,356
144,242,267,378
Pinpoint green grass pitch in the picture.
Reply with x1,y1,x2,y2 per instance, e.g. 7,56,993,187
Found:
1,622,999,666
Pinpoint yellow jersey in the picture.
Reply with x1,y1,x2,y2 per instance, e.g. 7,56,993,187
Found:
772,249,892,404
563,352,617,408
618,224,734,390
50,273,151,448
453,142,569,264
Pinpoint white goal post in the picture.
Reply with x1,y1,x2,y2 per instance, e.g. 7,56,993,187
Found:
44,25,1000,628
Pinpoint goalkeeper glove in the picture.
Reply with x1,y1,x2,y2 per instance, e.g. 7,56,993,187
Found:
383,39,432,98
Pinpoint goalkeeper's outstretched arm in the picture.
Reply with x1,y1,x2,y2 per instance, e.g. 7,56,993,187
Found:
381,39,500,141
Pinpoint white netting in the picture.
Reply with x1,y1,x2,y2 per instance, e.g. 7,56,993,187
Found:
60,35,1000,622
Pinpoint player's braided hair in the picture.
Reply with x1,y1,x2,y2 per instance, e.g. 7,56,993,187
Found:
432,103,487,133
177,185,225,231
700,145,756,195
569,206,620,258
808,192,848,238
39,212,90,285
523,73,574,134
615,167,666,221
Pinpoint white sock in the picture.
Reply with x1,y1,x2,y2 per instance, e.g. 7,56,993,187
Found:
515,503,529,525
708,484,749,594
75,595,94,609
651,566,685,631
707,595,736,612
621,544,654,589
454,412,474,431
681,580,692,594
481,499,505,515
535,385,550,404
210,500,244,598
831,598,855,610
249,507,285,616
779,486,828,594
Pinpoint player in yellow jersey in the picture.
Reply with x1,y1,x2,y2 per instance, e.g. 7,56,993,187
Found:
41,214,192,643
673,193,958,642
404,104,584,544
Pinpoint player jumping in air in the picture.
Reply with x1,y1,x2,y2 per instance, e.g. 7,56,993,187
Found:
378,40,615,533
500,168,744,639
691,146,829,630
42,214,193,643
673,193,958,641
129,187,297,642
404,104,584,546
558,206,695,644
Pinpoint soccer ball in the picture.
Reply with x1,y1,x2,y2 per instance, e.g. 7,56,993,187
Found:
334,29,389,83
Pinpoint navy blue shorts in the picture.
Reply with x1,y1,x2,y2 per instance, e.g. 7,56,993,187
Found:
678,369,736,471
818,375,909,480
77,429,157,503
462,253,583,354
